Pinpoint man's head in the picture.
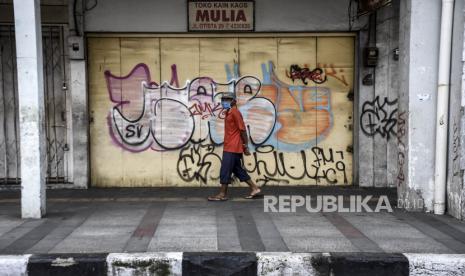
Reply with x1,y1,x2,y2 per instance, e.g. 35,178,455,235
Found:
221,92,236,109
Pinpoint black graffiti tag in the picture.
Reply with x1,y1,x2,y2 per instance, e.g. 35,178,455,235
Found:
360,96,398,140
245,145,348,184
176,142,222,184
286,65,327,85
176,143,348,185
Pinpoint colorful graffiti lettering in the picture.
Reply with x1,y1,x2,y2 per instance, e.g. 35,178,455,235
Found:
360,96,398,140
105,61,334,153
257,61,333,151
105,64,275,152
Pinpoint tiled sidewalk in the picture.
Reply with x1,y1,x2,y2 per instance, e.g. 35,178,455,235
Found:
0,187,464,254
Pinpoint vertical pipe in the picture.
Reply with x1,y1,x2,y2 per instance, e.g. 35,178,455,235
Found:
434,0,455,215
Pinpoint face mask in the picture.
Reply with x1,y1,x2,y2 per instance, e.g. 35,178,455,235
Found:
221,101,231,109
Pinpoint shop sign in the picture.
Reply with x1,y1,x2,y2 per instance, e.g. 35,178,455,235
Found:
188,0,254,32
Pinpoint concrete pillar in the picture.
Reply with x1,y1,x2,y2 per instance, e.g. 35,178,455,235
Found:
13,0,46,218
447,0,465,219
357,3,401,188
377,2,400,188
70,60,88,188
357,28,375,188
397,0,441,211
68,0,89,188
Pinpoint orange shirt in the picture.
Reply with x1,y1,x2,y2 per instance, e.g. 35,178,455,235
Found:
223,107,246,153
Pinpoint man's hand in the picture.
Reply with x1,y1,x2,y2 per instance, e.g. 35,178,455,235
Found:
240,131,250,155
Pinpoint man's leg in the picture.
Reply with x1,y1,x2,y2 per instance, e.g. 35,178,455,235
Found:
208,152,232,201
208,184,229,201
245,179,260,195
219,184,228,197
233,153,261,197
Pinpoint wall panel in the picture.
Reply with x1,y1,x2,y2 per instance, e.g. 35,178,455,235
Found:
88,35,354,187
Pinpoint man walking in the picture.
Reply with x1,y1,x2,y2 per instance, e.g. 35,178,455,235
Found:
208,92,261,201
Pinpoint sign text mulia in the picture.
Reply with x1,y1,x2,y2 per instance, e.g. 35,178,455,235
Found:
196,9,247,22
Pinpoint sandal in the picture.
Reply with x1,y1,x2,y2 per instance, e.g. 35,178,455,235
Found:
244,194,263,199
207,196,228,201
244,189,262,199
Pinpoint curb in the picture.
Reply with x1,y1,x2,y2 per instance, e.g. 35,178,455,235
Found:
1,252,465,275
257,252,409,276
107,252,182,275
27,253,107,276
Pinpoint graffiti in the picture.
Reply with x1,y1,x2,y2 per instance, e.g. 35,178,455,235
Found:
360,96,398,140
189,102,225,119
257,61,333,151
175,143,348,185
256,176,290,187
104,61,349,185
396,111,407,187
105,61,334,153
452,119,460,176
105,64,276,152
317,63,349,87
177,142,222,184
286,65,326,85
285,63,350,87
244,145,348,184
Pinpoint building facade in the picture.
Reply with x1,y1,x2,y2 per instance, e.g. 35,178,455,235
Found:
1,0,465,219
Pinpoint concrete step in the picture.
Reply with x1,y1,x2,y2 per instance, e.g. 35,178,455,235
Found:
1,252,465,275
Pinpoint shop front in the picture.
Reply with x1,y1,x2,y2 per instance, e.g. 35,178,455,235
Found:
87,34,355,187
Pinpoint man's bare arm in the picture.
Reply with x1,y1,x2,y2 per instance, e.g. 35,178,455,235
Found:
240,130,251,155
240,130,248,146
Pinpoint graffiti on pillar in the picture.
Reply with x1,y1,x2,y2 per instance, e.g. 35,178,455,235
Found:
396,111,407,187
452,119,460,176
360,96,398,140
